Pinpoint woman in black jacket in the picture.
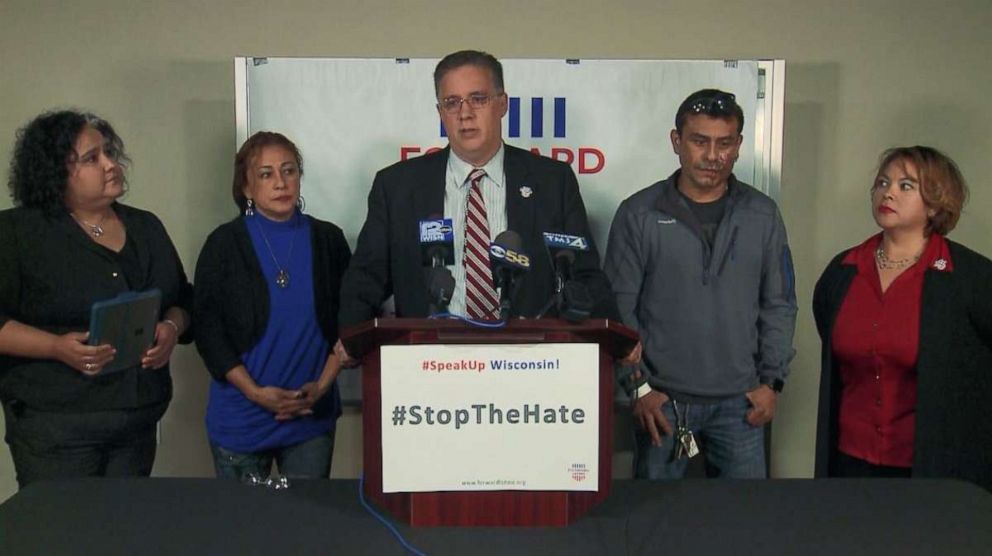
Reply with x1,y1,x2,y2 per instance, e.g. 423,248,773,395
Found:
0,111,193,488
813,146,992,490
194,132,351,481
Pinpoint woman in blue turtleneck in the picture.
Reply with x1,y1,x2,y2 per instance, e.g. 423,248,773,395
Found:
193,132,351,479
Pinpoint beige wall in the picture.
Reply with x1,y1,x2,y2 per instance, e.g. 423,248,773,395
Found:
1,0,990,501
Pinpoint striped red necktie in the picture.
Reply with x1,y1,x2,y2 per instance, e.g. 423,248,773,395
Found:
463,168,499,320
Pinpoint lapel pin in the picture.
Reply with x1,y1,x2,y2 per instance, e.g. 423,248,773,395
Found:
519,186,533,198
933,259,947,271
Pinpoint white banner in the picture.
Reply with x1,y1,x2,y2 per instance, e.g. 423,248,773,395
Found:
380,343,599,492
243,58,770,403
245,58,761,253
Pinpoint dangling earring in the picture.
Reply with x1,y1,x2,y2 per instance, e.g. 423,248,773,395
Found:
297,195,306,213
245,199,255,217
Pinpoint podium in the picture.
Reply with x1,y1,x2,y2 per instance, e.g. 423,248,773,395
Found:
341,317,638,527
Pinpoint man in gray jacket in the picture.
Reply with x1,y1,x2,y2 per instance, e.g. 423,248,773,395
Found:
604,89,797,479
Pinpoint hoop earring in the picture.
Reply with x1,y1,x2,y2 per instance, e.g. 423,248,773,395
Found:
297,195,306,213
245,199,255,217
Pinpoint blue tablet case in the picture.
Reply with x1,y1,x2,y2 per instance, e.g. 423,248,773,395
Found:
88,289,162,374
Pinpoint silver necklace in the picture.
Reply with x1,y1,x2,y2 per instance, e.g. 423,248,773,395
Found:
875,246,921,270
71,212,107,237
253,215,299,288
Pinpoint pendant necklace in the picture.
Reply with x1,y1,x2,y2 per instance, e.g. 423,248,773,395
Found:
253,215,298,289
71,212,108,237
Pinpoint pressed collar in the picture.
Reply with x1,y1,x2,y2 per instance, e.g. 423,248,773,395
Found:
448,143,505,188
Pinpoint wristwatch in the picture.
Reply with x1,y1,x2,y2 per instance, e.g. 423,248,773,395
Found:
759,376,784,393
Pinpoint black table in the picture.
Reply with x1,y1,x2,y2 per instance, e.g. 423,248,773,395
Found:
2,478,989,555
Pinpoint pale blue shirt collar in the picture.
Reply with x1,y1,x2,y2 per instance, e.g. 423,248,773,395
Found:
447,143,506,188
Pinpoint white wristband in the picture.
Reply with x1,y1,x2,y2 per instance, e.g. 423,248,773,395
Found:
163,319,180,335
634,382,653,399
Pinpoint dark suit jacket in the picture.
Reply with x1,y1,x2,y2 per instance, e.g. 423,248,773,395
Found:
339,145,620,328
813,238,992,491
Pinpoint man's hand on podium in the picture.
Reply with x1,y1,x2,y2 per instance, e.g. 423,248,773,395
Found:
618,341,642,365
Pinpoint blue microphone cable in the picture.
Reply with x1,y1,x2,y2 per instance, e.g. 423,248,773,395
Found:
428,312,507,328
358,473,428,556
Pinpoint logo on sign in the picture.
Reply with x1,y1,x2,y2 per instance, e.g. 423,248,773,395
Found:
543,232,589,251
569,462,588,482
509,96,567,139
419,219,453,243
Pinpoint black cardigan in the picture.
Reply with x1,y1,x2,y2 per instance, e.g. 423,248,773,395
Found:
813,239,992,491
193,215,351,381
0,204,193,412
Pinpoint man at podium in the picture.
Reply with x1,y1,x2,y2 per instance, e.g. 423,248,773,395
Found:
338,49,620,340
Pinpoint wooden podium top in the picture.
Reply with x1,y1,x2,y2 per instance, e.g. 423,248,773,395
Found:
341,317,638,360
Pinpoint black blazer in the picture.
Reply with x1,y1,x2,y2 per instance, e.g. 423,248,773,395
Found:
0,204,193,412
813,238,992,491
193,215,351,381
338,145,620,328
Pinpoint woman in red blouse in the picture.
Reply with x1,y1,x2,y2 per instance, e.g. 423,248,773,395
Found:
814,146,992,489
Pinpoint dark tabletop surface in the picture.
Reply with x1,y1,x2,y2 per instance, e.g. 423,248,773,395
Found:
2,478,990,555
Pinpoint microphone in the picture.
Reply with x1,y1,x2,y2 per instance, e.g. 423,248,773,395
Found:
488,230,530,320
419,217,455,313
540,232,593,322
426,267,456,312
419,218,455,267
542,232,590,293
558,280,593,323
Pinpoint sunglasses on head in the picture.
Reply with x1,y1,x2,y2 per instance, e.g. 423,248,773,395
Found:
688,92,737,114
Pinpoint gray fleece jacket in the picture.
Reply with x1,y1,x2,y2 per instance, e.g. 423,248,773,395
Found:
604,171,797,398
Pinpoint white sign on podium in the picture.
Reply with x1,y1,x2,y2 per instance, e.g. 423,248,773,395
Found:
380,343,599,492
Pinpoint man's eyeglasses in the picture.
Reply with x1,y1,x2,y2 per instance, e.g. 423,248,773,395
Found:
438,93,500,114
688,92,737,114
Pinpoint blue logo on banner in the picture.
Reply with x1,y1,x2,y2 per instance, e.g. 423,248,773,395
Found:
440,97,566,139
420,219,454,243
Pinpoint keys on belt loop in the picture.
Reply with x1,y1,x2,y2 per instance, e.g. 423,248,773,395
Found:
671,399,699,460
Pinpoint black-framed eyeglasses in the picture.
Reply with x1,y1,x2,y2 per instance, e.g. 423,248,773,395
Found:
688,92,737,114
438,93,500,114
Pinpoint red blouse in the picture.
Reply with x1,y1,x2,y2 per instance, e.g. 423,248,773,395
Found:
831,233,952,467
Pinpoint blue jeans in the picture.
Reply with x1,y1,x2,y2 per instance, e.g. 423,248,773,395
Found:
634,394,766,479
210,429,336,480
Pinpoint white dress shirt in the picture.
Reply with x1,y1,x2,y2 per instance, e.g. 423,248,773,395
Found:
443,144,507,317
